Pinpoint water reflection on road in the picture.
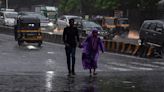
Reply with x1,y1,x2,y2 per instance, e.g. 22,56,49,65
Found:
45,71,55,92
0,71,164,92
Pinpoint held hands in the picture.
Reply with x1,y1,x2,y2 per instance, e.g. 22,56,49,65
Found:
65,43,70,47
78,43,83,48
101,50,104,53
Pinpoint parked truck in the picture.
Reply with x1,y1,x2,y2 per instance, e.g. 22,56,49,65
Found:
32,5,58,24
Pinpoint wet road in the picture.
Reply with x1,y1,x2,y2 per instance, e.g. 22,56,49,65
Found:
0,34,164,92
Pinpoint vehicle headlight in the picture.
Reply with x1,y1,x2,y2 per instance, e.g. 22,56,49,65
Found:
5,19,9,23
48,22,54,27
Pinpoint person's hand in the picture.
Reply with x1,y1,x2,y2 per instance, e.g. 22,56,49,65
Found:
102,50,104,53
65,43,69,47
78,44,83,48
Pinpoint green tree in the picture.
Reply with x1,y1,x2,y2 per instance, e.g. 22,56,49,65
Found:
94,0,118,10
58,0,118,15
58,0,161,15
81,0,118,15
58,0,80,14
118,0,160,9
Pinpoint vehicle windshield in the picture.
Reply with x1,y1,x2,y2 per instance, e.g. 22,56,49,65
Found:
5,12,18,18
69,17,81,20
27,13,47,20
83,21,100,28
105,19,115,25
34,14,47,19
47,11,57,19
118,20,128,24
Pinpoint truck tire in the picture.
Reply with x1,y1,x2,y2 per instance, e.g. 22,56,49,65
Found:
18,40,23,46
38,41,42,47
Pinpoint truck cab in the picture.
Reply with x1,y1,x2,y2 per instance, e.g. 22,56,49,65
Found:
32,5,58,24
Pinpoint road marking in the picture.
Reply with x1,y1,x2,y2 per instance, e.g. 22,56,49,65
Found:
106,62,153,71
102,64,132,71
110,67,132,71
104,52,149,61
130,62,160,68
152,62,164,66
47,52,55,54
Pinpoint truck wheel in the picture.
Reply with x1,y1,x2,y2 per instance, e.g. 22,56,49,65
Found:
18,40,23,46
38,41,42,47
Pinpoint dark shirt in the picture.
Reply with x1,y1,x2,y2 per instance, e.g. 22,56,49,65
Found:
63,26,80,47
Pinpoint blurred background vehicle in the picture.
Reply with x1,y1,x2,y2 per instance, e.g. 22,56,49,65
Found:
117,18,129,37
0,10,18,26
139,20,164,47
31,5,58,24
15,15,42,46
79,20,108,39
57,15,82,29
101,17,117,37
101,17,129,38
18,12,55,32
139,20,164,57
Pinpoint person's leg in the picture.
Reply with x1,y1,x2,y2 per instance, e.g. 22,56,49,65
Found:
71,47,76,75
65,47,71,75
93,68,97,75
89,69,92,76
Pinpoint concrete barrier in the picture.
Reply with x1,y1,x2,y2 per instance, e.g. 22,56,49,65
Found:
103,39,157,58
0,26,159,58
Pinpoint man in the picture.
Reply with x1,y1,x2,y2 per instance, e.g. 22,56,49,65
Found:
63,18,80,76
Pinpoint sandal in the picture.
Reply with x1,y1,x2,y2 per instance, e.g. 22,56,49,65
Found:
93,72,97,75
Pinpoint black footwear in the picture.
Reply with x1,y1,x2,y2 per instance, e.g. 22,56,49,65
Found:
93,72,97,75
72,72,76,75
67,71,71,76
67,73,71,77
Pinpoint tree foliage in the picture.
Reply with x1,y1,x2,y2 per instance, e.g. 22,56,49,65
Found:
58,0,80,14
118,0,161,10
7,0,160,15
58,0,118,15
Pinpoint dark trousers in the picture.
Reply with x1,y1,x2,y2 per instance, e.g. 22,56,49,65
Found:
65,46,76,73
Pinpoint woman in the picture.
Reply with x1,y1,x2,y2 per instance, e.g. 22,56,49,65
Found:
81,29,104,76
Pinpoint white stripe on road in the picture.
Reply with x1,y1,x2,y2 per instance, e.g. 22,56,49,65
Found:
104,52,149,61
102,64,132,71
107,62,153,71
104,64,154,71
152,62,164,66
109,66,132,71
130,62,160,68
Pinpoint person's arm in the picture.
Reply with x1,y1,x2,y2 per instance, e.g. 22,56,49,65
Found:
99,38,104,53
76,28,80,47
62,28,66,43
76,28,80,42
14,25,18,41
63,28,68,46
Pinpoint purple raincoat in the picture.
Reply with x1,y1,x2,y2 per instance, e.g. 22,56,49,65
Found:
81,31,104,69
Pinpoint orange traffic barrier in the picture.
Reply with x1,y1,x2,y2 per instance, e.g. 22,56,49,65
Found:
120,42,126,53
125,44,132,54
146,47,154,58
132,45,141,56
111,41,116,51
